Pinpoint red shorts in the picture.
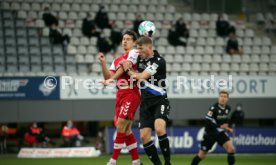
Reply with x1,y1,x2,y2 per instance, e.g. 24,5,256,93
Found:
115,88,141,122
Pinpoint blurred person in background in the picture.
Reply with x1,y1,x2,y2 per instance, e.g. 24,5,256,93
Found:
62,120,84,147
42,6,58,27
95,5,112,29
230,103,245,127
216,14,230,38
49,23,70,45
226,33,243,55
0,125,8,153
24,122,52,147
82,13,100,38
133,14,144,35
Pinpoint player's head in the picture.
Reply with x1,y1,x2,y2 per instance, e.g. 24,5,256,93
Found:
67,120,73,128
218,90,229,106
235,103,242,111
136,36,153,59
32,122,38,128
122,30,138,52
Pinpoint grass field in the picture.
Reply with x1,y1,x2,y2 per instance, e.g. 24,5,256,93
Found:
1,154,276,165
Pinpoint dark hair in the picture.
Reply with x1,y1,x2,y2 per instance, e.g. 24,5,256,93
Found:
136,36,153,46
123,30,138,41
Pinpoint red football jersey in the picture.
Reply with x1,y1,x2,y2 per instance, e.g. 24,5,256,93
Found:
109,49,139,88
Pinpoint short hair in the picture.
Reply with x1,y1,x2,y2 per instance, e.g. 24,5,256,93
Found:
123,30,138,41
219,90,229,97
136,36,153,46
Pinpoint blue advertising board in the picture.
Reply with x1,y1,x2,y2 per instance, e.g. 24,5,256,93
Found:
0,76,60,100
106,127,276,153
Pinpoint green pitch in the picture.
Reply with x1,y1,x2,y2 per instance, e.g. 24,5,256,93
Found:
1,154,276,165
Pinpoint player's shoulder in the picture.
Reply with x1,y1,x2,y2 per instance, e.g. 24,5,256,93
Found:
129,49,139,55
225,104,231,110
209,103,218,111
153,50,165,62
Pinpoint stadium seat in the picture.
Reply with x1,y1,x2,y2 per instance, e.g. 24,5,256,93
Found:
240,63,249,72
164,55,173,63
261,46,270,54
182,63,191,71
206,38,215,46
202,54,212,63
244,38,253,46
245,29,254,37
201,63,210,71
231,55,241,63
191,63,201,71
174,54,184,63
262,37,271,46
196,38,206,46
193,55,203,63
172,63,182,72
249,63,259,72
91,63,101,73
220,63,230,72
269,63,276,71
166,46,176,54
166,64,172,72
241,54,251,63
251,55,260,63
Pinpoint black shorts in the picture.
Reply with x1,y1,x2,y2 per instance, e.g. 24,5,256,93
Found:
139,96,170,129
200,131,230,151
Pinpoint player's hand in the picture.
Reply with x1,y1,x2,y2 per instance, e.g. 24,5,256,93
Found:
118,59,126,65
98,52,106,63
99,78,114,86
122,61,132,71
227,128,234,133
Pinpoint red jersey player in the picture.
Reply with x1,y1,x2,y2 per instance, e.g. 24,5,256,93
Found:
98,30,142,165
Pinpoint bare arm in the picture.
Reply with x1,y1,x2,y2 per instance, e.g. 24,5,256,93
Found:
98,52,113,80
220,123,233,133
122,60,151,80
126,68,151,80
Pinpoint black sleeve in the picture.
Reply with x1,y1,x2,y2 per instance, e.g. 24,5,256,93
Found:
205,105,218,128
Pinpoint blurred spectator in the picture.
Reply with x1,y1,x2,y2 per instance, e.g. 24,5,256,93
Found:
0,125,8,154
110,26,123,52
24,122,52,147
42,7,58,27
230,104,245,127
97,34,113,53
133,14,144,35
95,5,111,29
62,120,84,147
226,33,243,55
95,131,104,152
228,24,236,35
82,13,100,38
175,17,189,39
265,19,275,33
49,24,70,45
216,14,230,38
168,29,187,46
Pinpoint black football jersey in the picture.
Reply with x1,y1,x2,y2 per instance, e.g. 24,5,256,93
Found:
137,50,167,99
205,103,231,132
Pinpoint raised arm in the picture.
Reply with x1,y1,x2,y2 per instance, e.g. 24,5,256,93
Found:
98,52,113,80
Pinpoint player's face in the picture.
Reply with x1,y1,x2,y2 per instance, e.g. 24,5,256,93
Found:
218,93,229,106
137,44,150,59
122,34,135,52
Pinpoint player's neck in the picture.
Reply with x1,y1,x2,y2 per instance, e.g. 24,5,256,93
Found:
218,103,226,109
148,50,154,58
